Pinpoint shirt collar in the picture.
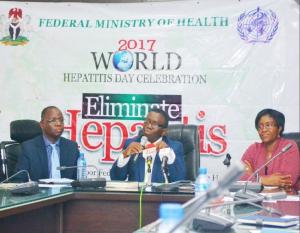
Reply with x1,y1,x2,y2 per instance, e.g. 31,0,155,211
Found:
145,137,162,146
43,134,60,147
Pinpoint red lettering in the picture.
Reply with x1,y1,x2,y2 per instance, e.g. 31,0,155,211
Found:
64,109,80,142
102,122,129,162
198,125,209,153
198,124,227,155
129,122,144,138
208,125,227,155
81,121,103,150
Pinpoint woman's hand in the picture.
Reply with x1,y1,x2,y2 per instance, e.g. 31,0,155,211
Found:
261,172,292,190
243,160,254,174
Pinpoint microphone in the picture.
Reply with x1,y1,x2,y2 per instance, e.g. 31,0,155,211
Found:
165,162,245,233
0,170,39,195
57,165,106,188
159,148,171,184
147,188,277,232
134,136,147,162
142,144,156,187
192,194,282,231
146,156,153,173
235,143,293,201
144,144,156,170
145,156,153,187
161,156,168,171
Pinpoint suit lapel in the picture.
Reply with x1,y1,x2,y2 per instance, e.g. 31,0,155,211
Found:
59,138,68,177
35,135,49,178
152,153,162,182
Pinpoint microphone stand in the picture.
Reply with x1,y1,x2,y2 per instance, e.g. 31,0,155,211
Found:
0,170,39,195
142,195,280,233
166,162,244,233
142,163,245,233
1,169,31,183
161,157,169,184
235,143,293,201
57,165,106,188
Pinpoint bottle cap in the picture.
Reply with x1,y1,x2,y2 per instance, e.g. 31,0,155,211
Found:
80,152,84,157
159,203,184,220
198,167,207,174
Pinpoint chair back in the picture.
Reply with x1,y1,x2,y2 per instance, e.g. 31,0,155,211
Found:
166,124,200,181
10,120,42,143
0,120,42,179
282,132,300,191
282,132,300,150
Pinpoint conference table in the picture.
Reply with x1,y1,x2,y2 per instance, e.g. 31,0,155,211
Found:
0,182,193,233
136,188,300,233
0,182,299,233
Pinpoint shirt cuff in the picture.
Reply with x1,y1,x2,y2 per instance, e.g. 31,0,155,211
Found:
167,149,176,164
117,154,130,167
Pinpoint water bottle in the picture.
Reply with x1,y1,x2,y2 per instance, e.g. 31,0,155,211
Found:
194,167,209,196
77,152,87,180
158,203,184,233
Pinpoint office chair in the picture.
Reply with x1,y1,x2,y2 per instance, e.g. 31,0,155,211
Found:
282,132,300,190
167,124,200,181
0,120,42,180
282,132,300,150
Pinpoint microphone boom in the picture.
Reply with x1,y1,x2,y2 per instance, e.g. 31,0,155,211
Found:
0,170,39,195
235,143,293,201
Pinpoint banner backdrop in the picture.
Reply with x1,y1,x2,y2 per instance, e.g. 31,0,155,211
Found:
0,0,299,180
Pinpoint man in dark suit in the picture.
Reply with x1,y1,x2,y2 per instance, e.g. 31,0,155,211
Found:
15,106,79,182
110,108,186,183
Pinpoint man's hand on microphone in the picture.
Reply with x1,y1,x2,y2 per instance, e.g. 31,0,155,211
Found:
122,142,144,158
260,173,292,189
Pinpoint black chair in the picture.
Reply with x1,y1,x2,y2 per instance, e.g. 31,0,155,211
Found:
0,120,42,180
282,132,300,150
282,132,300,190
167,124,200,181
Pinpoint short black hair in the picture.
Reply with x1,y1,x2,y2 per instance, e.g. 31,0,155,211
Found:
255,108,285,136
149,108,169,128
41,106,60,120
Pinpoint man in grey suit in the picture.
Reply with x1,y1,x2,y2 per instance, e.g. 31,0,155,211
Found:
15,106,79,182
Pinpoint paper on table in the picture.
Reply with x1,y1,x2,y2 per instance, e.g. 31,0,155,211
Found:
39,183,70,188
106,181,140,191
0,183,18,190
39,178,74,184
237,214,299,227
264,195,300,202
283,195,300,201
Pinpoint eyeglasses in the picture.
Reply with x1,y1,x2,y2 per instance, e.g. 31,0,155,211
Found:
46,118,64,125
144,119,164,129
257,122,277,131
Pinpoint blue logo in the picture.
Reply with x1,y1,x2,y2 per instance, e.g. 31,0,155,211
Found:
237,7,279,43
112,50,134,72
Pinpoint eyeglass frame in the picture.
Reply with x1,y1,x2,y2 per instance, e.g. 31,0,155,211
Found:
257,122,278,131
45,118,64,125
143,119,165,129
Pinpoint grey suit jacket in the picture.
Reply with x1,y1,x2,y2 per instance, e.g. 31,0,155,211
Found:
15,135,79,182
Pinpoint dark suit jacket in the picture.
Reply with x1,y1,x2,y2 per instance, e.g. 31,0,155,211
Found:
15,135,79,182
110,136,186,183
